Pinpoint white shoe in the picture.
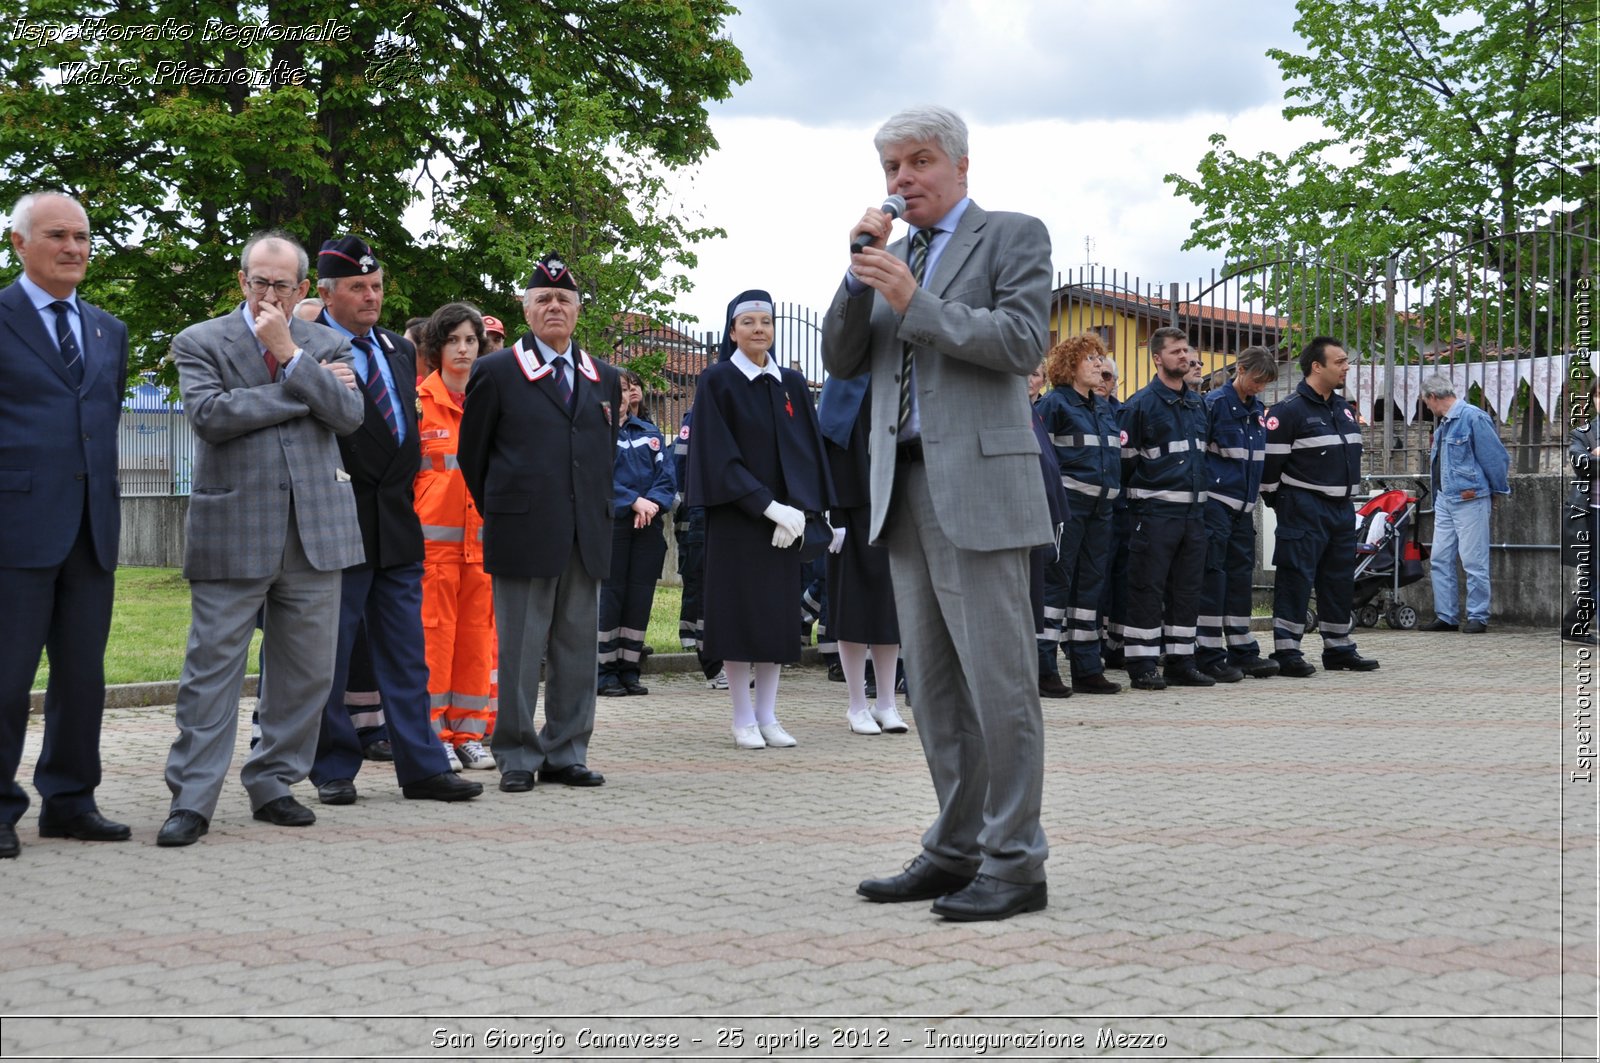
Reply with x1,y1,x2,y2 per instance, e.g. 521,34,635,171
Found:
758,722,797,747
733,724,766,749
442,742,463,773
708,670,730,690
871,703,909,733
456,740,496,770
847,707,882,735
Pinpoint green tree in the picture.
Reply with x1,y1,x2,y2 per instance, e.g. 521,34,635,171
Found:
0,0,748,381
1166,0,1596,261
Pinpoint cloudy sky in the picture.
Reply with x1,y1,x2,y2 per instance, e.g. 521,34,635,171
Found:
664,0,1317,332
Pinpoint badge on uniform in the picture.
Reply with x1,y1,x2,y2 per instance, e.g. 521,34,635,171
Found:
678,424,690,440
1266,416,1280,430
647,437,660,451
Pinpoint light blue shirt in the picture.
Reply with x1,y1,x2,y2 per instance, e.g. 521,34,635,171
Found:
18,273,84,358
320,313,406,444
533,335,577,391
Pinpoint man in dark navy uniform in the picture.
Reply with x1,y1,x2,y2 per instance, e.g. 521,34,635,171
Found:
1260,336,1379,677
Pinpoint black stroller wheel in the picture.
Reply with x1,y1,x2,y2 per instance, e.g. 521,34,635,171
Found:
1356,604,1380,628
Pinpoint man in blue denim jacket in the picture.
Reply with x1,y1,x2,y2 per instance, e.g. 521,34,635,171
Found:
1419,374,1511,634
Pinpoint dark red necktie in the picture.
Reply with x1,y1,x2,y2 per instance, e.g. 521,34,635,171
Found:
355,337,399,440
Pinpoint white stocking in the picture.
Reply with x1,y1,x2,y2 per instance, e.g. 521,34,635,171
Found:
725,661,754,728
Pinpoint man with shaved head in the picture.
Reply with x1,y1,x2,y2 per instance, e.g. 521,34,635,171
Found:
0,193,130,859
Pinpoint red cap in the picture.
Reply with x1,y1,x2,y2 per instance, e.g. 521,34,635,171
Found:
482,315,505,336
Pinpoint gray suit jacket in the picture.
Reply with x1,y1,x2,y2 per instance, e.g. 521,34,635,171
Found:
822,200,1053,551
173,307,365,580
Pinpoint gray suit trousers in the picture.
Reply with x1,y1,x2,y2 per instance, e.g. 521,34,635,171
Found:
885,462,1048,883
165,511,342,819
490,542,599,773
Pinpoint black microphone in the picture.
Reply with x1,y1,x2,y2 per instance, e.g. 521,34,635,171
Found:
849,194,907,254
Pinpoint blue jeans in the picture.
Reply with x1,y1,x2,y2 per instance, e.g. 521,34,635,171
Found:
1431,494,1492,623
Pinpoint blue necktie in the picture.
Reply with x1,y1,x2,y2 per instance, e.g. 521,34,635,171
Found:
49,300,84,387
550,355,574,408
355,337,399,440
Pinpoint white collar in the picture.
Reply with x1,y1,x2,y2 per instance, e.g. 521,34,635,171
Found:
730,349,782,382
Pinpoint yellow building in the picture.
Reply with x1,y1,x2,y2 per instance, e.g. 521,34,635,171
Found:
1050,284,1288,395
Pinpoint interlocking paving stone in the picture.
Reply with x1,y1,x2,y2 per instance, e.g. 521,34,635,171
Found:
2,628,1594,1059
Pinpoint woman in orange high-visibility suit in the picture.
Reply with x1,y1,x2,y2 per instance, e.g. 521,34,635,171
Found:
414,303,497,771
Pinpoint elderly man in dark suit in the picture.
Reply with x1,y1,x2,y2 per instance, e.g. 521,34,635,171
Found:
823,105,1054,922
458,255,622,793
159,231,367,847
0,192,130,859
306,236,481,807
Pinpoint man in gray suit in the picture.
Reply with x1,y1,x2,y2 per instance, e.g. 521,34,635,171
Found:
823,105,1054,922
157,231,365,847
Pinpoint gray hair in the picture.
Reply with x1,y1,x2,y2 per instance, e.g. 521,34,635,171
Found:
1103,355,1118,378
240,230,309,281
1235,345,1279,383
874,105,968,164
9,192,86,239
1420,373,1457,399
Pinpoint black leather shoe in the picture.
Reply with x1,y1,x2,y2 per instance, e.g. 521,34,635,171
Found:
157,810,209,847
252,795,316,827
857,853,975,903
624,682,649,696
1274,655,1317,678
361,739,395,761
1199,662,1244,684
1072,672,1122,694
931,874,1048,922
499,770,535,793
1235,656,1281,679
0,823,18,858
1102,649,1126,670
1324,654,1380,672
402,772,483,801
1463,620,1488,634
1420,618,1458,632
316,779,357,805
598,683,628,698
1129,670,1167,691
38,809,132,841
540,764,605,787
826,661,845,682
1039,674,1074,698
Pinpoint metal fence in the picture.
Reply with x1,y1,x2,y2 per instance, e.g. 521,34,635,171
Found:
1055,214,1595,476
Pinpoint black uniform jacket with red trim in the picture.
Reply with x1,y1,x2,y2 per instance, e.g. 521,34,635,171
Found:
457,332,623,580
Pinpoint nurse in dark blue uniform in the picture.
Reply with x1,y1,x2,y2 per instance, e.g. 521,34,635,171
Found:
686,290,833,749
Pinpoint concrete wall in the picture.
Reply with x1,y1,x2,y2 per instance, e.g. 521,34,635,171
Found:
1255,473,1565,628
119,495,187,568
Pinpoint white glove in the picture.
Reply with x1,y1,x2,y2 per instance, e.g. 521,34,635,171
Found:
828,525,846,554
771,522,801,549
763,500,806,539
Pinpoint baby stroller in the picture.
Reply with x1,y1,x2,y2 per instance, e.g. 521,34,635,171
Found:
1351,483,1429,629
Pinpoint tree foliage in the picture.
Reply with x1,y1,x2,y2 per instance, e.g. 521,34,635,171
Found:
1166,0,1596,263
0,0,748,380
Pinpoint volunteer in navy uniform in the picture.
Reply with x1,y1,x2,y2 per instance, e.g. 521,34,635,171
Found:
685,289,834,750
1034,333,1123,694
598,368,675,697
1118,326,1214,690
1196,346,1281,681
1260,335,1378,676
457,254,622,791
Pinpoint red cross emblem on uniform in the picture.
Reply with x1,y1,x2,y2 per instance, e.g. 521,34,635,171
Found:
1119,429,1128,446
1266,415,1280,430
1344,408,1355,420
678,425,690,440
648,437,660,451
785,395,794,418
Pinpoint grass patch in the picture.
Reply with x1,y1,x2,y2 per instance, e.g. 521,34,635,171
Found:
33,567,687,690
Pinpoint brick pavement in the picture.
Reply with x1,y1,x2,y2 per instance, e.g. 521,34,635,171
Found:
1,629,1594,1060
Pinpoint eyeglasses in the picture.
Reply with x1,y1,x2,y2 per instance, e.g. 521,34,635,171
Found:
245,277,300,297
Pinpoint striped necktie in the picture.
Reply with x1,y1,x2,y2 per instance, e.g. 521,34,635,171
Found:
355,336,399,440
550,354,574,408
898,228,936,433
49,300,84,387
